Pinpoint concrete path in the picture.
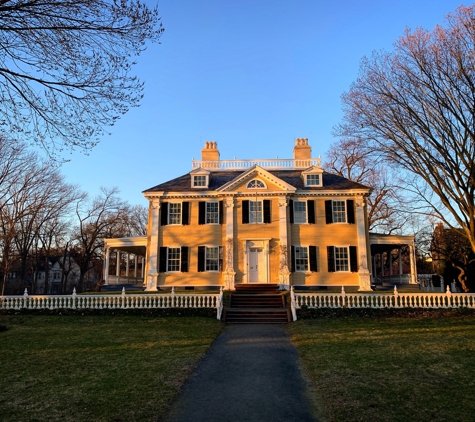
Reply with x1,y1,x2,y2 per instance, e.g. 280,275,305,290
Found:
163,324,319,422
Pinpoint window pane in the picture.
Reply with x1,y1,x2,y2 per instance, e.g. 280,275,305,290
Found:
169,203,182,224
206,202,219,224
247,179,265,189
332,201,346,223
206,247,219,271
335,247,349,271
249,201,263,223
167,248,181,272
295,246,309,271
306,174,320,185
293,201,307,224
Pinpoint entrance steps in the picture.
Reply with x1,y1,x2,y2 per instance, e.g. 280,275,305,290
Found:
223,284,291,324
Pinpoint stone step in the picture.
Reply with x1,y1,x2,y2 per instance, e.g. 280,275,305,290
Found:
234,283,280,294
223,308,291,324
230,294,285,308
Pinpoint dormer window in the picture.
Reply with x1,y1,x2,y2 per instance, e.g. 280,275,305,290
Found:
193,175,208,187
247,179,266,189
191,168,210,188
302,166,323,187
306,174,320,186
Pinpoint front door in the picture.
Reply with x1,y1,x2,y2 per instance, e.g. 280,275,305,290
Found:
249,248,266,282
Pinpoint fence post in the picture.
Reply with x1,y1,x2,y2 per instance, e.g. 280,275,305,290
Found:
171,286,175,308
393,285,398,308
72,288,77,309
341,286,346,307
290,286,297,321
23,288,29,309
121,287,126,309
446,284,452,308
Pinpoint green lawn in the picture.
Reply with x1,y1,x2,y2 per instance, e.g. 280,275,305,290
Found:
0,314,223,422
288,316,475,422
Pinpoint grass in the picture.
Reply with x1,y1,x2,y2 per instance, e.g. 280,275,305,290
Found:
288,315,475,422
0,314,223,422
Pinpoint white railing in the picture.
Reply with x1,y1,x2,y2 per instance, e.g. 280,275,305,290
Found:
290,286,475,321
192,157,322,171
0,287,224,320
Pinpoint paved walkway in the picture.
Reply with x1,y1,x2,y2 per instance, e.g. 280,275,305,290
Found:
163,324,319,422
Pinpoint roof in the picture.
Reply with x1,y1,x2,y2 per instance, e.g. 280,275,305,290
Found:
143,170,370,193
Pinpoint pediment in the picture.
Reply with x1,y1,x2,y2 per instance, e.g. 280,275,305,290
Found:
217,165,296,193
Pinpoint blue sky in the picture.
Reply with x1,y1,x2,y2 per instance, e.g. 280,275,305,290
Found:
59,0,467,206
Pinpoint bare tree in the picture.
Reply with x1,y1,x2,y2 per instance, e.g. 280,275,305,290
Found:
0,0,163,157
72,187,128,292
337,5,475,256
324,138,415,233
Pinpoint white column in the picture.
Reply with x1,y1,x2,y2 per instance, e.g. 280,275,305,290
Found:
278,196,290,290
355,197,372,291
116,251,120,284
224,197,236,290
146,199,160,291
134,255,138,279
103,246,110,285
409,242,417,284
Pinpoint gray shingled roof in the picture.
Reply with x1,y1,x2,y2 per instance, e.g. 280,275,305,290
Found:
143,170,370,193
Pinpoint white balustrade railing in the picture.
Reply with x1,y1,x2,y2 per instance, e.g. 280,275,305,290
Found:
0,286,224,320
192,157,322,171
291,285,475,321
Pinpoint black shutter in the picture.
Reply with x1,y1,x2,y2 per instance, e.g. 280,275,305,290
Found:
307,200,316,224
242,200,249,224
219,246,223,271
350,246,358,272
180,246,189,272
160,202,168,226
289,200,294,224
219,201,224,224
159,247,167,273
325,200,333,224
327,246,335,272
263,200,271,224
198,202,206,225
347,200,355,224
309,246,318,272
197,246,206,272
290,246,296,273
182,202,190,225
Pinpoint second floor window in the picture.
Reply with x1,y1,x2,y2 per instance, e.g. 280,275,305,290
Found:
161,202,190,226
242,199,271,224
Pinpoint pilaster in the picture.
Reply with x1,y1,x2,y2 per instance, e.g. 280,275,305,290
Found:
224,197,236,290
356,197,372,291
146,199,160,291
278,196,290,290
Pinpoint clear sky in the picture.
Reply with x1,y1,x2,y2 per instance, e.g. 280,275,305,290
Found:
59,0,467,206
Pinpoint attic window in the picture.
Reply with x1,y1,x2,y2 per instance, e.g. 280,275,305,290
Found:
247,179,266,189
306,174,320,186
192,175,208,188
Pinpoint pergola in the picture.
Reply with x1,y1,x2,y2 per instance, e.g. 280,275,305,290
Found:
103,236,147,285
369,233,417,285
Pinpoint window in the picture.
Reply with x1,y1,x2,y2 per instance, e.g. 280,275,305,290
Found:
293,201,307,224
289,199,315,224
250,201,262,223
198,246,223,272
193,175,207,187
327,246,357,272
247,179,266,189
161,202,190,226
306,174,320,186
242,200,271,224
198,201,223,224
291,246,318,272
167,247,181,272
159,246,189,272
325,200,355,224
294,246,309,271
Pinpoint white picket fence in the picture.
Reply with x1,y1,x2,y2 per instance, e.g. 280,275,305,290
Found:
290,286,475,321
0,287,224,320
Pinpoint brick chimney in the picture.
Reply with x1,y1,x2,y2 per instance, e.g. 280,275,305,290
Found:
201,141,220,161
293,138,311,160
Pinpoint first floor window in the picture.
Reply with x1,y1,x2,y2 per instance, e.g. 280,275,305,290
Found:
327,246,357,272
167,247,181,272
159,246,189,272
291,246,318,272
198,246,223,272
